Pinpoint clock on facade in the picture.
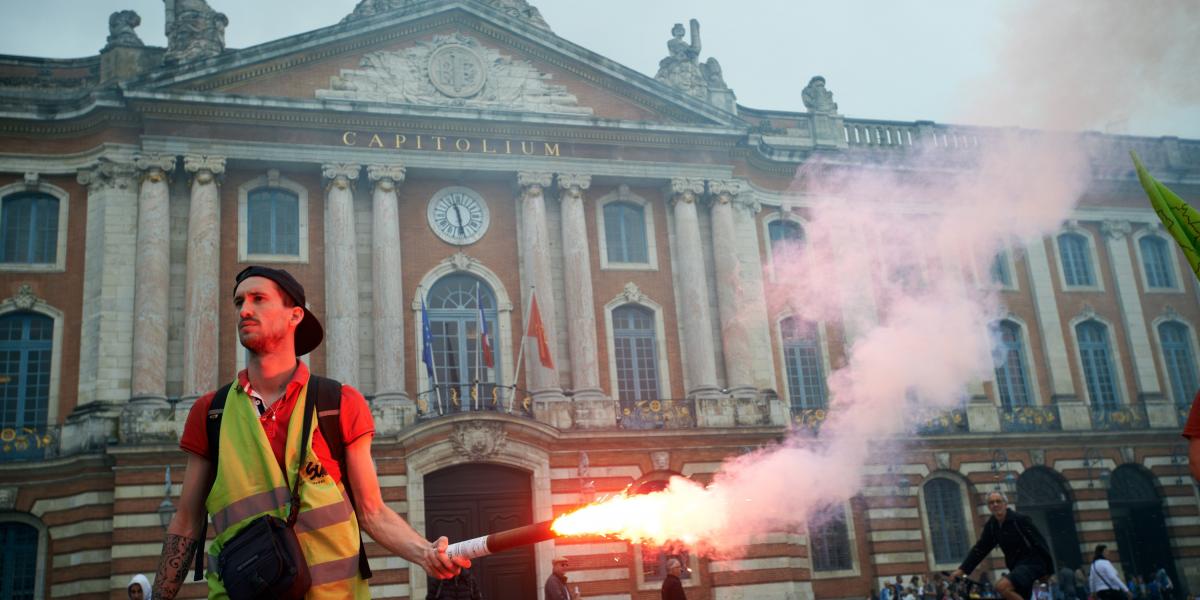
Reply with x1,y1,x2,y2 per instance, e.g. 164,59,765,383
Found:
427,186,490,245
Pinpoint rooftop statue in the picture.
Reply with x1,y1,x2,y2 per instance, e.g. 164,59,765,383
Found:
103,10,144,50
801,75,838,115
163,0,227,63
655,19,708,98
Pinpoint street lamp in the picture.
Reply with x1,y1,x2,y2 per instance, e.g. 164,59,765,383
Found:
1171,443,1187,486
990,449,1017,493
157,465,176,530
1083,448,1111,489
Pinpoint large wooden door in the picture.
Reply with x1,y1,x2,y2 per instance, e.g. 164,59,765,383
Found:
425,464,536,600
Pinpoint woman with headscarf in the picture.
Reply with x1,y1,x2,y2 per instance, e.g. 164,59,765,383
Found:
127,574,151,600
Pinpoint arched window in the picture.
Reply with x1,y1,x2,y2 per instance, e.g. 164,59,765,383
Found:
634,479,691,583
1076,320,1120,408
1159,322,1198,407
994,320,1032,408
768,219,804,255
603,202,648,264
0,520,39,597
1017,467,1082,570
0,312,52,461
781,317,826,410
1058,233,1094,287
1,193,59,264
247,187,300,256
990,251,1012,287
1139,236,1175,289
612,305,659,401
425,275,500,409
923,478,970,565
809,504,852,572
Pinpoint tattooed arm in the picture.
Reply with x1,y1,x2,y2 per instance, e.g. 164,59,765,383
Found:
153,452,213,599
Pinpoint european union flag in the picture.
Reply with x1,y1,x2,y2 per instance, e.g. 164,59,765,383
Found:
421,296,436,384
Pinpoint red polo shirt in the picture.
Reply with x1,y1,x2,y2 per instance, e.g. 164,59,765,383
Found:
1183,391,1200,439
180,362,374,484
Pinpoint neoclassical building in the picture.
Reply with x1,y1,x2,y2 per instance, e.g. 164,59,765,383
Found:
0,1,1198,599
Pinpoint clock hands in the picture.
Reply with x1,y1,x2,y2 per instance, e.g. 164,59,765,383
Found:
453,204,467,236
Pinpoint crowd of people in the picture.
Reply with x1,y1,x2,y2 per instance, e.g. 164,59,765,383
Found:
873,563,1177,600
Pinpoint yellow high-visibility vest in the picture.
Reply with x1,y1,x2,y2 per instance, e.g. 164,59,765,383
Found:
204,379,370,599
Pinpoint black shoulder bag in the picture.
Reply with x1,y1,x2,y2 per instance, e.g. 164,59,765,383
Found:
215,388,317,600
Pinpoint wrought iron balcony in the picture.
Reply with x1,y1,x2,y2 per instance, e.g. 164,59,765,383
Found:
914,408,969,435
790,407,828,435
0,425,57,462
1000,405,1062,433
617,397,696,430
414,383,533,420
1090,403,1149,431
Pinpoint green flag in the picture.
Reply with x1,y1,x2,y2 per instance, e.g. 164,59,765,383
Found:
1132,151,1200,282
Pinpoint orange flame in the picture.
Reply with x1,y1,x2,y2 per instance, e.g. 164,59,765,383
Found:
550,476,731,550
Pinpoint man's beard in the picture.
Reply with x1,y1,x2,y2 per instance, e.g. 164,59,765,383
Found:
239,328,285,355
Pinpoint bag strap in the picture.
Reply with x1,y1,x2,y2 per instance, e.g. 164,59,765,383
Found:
311,375,372,579
1094,559,1120,591
193,382,234,581
287,380,317,526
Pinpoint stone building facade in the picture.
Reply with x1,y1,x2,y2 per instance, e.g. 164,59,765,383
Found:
0,1,1198,599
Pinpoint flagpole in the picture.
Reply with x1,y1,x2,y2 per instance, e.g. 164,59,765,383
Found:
508,285,535,413
474,282,482,411
421,288,444,415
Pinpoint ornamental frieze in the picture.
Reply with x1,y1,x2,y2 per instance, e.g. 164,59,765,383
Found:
317,32,592,116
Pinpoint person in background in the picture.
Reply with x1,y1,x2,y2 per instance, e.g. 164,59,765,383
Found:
545,556,579,600
953,491,1055,600
1089,545,1131,600
1155,567,1175,600
661,558,687,600
427,567,482,600
127,574,151,600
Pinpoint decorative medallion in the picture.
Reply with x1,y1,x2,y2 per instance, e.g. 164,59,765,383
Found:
429,44,486,98
450,421,507,461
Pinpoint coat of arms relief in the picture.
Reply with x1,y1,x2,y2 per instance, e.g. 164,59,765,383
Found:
317,33,592,115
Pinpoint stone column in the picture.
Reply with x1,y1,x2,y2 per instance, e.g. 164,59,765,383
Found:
367,164,415,432
556,174,614,428
323,163,362,384
67,157,139,453
120,155,178,444
518,172,567,426
1101,220,1173,427
1025,236,1086,429
708,180,755,396
668,178,720,402
130,155,176,404
181,155,225,400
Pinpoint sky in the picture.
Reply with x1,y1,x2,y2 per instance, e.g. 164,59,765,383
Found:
0,0,1196,139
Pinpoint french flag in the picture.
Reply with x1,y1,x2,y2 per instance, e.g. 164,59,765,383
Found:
477,286,494,369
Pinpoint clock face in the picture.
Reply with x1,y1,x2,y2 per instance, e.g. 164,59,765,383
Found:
427,187,490,246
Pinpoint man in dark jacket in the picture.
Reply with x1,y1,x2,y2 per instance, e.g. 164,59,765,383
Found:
662,558,687,600
545,556,576,600
952,491,1054,600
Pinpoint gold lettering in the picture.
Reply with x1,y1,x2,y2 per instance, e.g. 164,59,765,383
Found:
416,135,423,150
520,141,534,155
368,134,384,148
455,138,471,152
543,142,560,157
394,134,406,148
342,131,357,146
433,136,446,151
481,139,497,154
505,140,512,154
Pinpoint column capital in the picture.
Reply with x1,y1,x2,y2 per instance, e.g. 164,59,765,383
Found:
555,173,591,192
182,154,225,186
667,177,705,205
367,164,406,192
134,154,177,183
707,178,746,200
322,163,361,192
77,157,137,191
518,171,553,198
1101,219,1132,240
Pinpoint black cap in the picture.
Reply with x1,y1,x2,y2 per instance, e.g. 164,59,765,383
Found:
234,266,323,356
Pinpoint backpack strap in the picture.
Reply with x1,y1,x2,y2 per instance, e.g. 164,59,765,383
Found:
193,382,234,582
310,374,372,580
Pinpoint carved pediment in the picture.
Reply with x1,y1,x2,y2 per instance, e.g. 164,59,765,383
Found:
316,32,592,116
450,420,507,461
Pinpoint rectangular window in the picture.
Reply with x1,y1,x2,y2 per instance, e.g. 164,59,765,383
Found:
810,506,853,572
247,188,300,256
990,252,1012,287
1,194,58,264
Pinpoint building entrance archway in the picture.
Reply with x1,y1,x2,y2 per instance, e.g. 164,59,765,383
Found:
424,463,535,600
1016,467,1083,569
1107,465,1179,590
